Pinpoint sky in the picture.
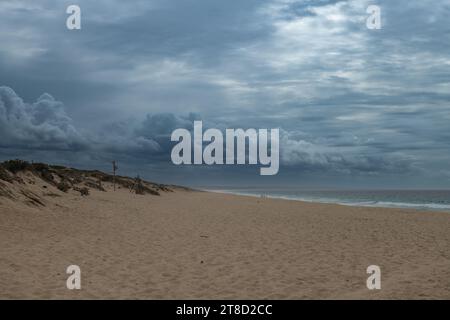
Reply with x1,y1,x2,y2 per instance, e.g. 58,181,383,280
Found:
1,0,450,188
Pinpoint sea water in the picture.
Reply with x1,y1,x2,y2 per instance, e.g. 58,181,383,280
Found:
208,188,450,212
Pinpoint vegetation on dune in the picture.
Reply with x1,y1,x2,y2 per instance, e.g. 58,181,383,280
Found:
56,180,71,193
2,159,31,174
74,186,90,196
0,165,13,183
0,159,175,200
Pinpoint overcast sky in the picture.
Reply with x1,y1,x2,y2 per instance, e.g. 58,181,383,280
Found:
1,0,450,188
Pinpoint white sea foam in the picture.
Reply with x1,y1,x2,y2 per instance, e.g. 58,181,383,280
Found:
347,201,450,210
207,189,450,212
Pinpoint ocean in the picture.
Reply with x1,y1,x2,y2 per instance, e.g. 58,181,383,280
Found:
208,188,450,212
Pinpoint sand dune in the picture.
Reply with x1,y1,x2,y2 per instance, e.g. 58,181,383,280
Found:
0,162,449,299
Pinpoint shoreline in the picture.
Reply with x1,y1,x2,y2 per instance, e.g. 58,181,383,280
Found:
203,188,450,213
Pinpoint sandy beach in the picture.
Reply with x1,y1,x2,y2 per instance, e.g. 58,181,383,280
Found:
1,177,449,300
2,0,450,303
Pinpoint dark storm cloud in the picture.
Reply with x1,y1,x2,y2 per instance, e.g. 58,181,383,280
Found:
0,86,86,150
0,86,187,163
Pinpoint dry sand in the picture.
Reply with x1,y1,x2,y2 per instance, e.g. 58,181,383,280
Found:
1,181,449,299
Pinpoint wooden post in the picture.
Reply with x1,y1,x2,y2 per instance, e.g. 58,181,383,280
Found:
112,161,118,191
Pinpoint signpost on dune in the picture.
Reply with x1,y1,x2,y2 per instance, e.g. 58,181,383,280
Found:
112,161,118,191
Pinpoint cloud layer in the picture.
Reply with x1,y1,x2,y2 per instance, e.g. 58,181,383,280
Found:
1,0,449,187
0,86,85,150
